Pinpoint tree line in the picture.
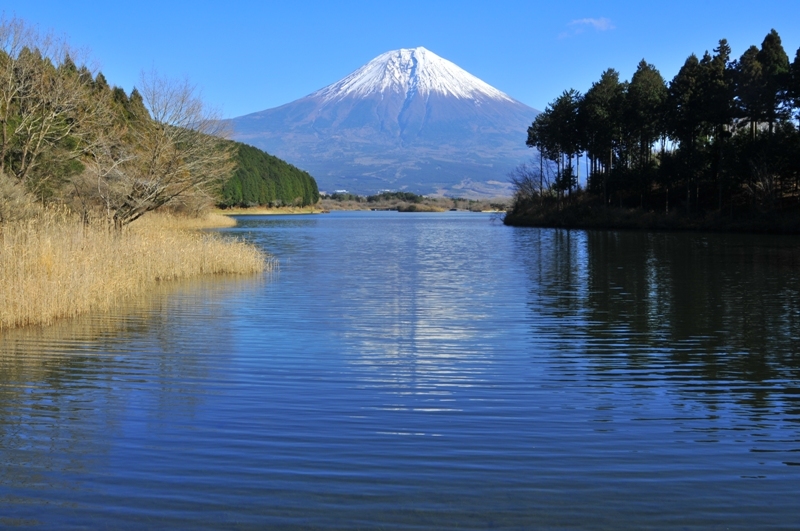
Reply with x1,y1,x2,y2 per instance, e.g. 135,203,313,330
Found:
324,191,426,204
0,17,319,227
514,29,800,219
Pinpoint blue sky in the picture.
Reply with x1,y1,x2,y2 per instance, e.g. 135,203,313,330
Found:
6,1,800,118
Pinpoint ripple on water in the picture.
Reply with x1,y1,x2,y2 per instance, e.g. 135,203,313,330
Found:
1,213,799,529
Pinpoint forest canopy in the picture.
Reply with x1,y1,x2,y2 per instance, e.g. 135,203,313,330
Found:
219,142,319,208
509,29,800,228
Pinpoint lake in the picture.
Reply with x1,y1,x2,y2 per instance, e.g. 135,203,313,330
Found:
1,211,799,529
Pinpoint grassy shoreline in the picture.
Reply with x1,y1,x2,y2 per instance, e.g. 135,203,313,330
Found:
504,201,800,234
0,210,269,330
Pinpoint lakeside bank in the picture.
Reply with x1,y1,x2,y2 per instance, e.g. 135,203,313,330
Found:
0,210,269,330
504,201,800,234
214,206,324,216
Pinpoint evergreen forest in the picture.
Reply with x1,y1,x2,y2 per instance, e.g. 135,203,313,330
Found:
507,29,800,231
219,142,319,208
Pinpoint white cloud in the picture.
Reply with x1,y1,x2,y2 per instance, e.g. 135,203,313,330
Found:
560,17,615,38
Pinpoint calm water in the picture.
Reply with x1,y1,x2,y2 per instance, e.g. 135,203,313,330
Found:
1,211,799,529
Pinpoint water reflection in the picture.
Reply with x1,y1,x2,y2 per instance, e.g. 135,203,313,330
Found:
0,276,265,519
513,228,800,436
2,213,799,529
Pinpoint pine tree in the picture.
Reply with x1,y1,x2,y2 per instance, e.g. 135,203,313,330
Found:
699,40,734,133
790,47,800,121
735,46,764,139
626,60,667,203
124,88,150,122
579,69,624,204
668,54,702,147
700,40,735,209
551,89,582,195
94,72,110,93
756,29,790,133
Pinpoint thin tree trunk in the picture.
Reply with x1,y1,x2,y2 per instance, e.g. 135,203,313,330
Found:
696,184,700,211
539,150,543,202
586,153,589,186
605,147,612,208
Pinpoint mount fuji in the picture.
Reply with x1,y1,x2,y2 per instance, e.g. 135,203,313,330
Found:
230,47,538,197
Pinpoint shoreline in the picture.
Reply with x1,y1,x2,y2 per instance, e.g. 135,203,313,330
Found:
216,204,508,214
213,206,325,216
503,204,800,235
0,211,269,331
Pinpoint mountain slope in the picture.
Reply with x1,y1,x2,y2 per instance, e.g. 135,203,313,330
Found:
231,47,538,197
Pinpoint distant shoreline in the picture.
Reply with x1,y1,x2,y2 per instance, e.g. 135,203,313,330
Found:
215,200,508,215
214,206,325,216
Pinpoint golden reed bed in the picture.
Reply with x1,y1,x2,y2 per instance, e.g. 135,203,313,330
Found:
0,209,269,330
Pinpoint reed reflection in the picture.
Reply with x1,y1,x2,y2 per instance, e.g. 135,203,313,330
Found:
0,276,265,504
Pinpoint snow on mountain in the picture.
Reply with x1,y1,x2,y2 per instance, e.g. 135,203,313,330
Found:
312,47,515,104
230,47,538,197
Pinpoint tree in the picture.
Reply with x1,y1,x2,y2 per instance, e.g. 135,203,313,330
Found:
0,17,111,194
547,89,582,195
735,46,767,142
699,41,735,132
220,141,319,208
756,29,790,133
579,68,624,204
527,91,583,201
789,47,800,121
667,55,702,148
87,72,234,228
698,40,735,209
508,158,553,204
527,108,556,199
668,53,707,209
625,60,667,202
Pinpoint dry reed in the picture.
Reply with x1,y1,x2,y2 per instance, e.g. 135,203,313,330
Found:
0,208,269,330
133,211,239,230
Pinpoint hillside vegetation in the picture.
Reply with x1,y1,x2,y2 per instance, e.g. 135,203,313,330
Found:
0,17,318,224
220,142,319,208
0,17,293,329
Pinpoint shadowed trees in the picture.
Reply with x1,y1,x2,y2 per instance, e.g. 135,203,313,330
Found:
526,89,582,200
511,29,800,223
579,68,625,204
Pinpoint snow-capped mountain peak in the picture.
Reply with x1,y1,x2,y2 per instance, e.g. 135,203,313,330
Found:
231,46,538,197
311,46,515,103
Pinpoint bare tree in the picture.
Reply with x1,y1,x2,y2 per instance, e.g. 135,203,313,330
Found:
0,18,233,226
508,158,553,203
87,71,234,228
0,16,39,178
0,17,109,192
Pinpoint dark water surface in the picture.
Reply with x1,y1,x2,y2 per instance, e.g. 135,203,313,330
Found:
1,211,799,529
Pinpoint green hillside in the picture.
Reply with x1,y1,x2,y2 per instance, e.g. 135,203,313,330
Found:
221,142,319,208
